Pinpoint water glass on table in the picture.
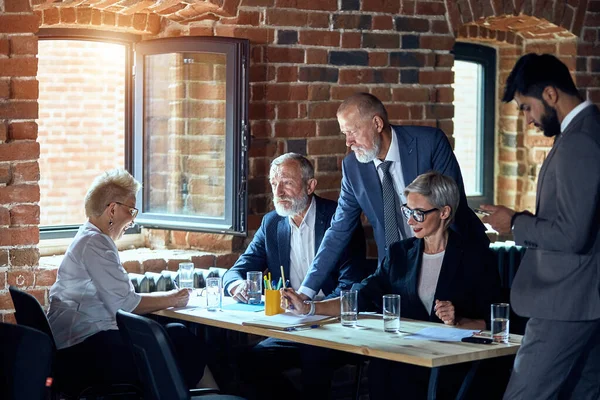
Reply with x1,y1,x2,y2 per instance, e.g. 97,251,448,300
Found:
206,277,222,311
178,262,194,289
340,289,358,327
246,271,263,305
383,294,401,333
491,303,510,343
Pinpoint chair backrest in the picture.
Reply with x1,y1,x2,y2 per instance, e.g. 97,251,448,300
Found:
9,286,57,350
116,310,190,400
0,322,53,400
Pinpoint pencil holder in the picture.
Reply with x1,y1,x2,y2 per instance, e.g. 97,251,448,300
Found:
265,289,283,316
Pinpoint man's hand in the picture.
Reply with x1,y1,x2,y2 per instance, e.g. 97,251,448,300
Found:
229,280,249,303
434,300,456,325
280,288,309,315
170,288,192,308
480,204,516,235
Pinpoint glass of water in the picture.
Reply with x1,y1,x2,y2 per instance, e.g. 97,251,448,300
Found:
206,277,222,311
340,289,358,327
491,303,510,343
246,271,263,305
178,262,194,289
383,294,401,333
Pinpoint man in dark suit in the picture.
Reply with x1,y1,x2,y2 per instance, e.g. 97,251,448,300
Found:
298,92,488,299
223,153,366,400
482,54,600,399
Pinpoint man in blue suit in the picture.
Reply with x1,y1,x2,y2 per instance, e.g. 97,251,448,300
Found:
223,153,366,400
298,93,489,298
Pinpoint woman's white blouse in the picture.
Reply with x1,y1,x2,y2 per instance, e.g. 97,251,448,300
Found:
48,221,141,349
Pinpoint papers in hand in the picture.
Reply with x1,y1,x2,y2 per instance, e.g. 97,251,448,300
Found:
242,312,337,331
404,327,480,342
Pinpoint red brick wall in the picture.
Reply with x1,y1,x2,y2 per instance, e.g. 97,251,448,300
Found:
0,0,41,322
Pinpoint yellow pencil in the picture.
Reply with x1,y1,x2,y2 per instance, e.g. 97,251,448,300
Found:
280,265,286,289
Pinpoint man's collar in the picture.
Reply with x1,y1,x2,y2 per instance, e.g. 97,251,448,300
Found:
561,100,592,133
373,126,399,168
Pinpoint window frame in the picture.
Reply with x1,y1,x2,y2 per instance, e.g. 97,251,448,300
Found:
37,29,139,239
36,30,250,239
452,42,496,208
133,37,249,235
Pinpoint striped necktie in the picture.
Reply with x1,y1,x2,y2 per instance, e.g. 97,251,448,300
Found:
378,161,400,247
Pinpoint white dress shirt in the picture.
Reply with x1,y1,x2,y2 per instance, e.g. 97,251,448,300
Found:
561,100,592,133
48,221,141,349
372,126,414,240
417,251,445,315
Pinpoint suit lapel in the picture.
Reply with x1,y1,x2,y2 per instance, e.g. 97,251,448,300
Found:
431,233,461,315
313,196,326,252
405,239,423,305
357,161,385,226
394,126,417,188
277,217,291,280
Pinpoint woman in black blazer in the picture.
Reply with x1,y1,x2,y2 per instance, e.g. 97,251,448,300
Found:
283,171,501,399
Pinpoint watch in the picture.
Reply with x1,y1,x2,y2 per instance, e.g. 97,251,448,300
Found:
303,300,316,316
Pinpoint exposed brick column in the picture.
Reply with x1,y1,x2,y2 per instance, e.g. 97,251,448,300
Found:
0,0,44,323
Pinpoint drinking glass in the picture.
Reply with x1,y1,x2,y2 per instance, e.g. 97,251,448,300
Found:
383,294,401,333
178,262,194,289
246,271,263,305
491,303,510,343
206,277,222,311
340,290,358,327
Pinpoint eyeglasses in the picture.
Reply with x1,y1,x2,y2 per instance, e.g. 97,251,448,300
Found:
400,204,438,223
113,202,139,219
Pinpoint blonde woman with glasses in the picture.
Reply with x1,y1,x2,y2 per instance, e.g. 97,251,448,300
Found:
48,169,205,394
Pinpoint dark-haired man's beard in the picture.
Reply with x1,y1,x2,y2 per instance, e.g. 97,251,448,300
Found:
540,101,561,138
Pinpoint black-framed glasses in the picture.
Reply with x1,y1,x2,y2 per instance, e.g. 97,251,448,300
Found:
111,202,139,219
400,204,438,223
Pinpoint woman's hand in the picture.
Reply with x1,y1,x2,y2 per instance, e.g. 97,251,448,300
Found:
434,300,456,325
170,288,192,308
280,288,309,315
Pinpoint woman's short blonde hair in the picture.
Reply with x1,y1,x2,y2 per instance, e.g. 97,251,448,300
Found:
84,169,142,218
404,171,459,225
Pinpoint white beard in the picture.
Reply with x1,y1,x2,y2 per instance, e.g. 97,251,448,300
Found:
273,192,309,217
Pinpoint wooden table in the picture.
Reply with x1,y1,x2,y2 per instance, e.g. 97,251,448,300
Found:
155,297,522,399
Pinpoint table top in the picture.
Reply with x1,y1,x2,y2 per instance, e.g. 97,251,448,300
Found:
154,296,522,368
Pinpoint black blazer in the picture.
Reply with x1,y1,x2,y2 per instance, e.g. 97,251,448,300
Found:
223,195,367,299
352,230,501,327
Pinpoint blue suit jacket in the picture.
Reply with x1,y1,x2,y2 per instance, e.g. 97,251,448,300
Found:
353,230,501,328
223,195,367,299
302,125,489,293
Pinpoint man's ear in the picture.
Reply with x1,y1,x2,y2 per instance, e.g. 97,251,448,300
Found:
373,115,385,133
542,86,559,106
306,178,317,195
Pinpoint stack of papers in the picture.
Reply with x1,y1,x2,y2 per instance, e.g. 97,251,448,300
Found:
404,327,480,342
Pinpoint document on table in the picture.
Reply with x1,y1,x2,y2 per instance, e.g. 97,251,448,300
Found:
404,327,480,342
221,302,265,312
242,312,338,330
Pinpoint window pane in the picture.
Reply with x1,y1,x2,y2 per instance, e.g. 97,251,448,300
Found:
143,52,227,218
37,40,126,227
452,60,482,196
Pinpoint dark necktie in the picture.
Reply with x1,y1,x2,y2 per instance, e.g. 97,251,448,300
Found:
378,161,400,247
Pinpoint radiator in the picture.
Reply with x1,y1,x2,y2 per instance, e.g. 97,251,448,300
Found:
489,241,526,289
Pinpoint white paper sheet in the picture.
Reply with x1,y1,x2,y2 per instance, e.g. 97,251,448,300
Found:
264,312,333,325
404,327,480,342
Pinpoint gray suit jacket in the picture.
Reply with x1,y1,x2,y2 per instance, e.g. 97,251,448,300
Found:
511,104,600,321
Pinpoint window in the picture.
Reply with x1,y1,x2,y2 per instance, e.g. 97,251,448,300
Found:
37,31,249,238
452,42,495,207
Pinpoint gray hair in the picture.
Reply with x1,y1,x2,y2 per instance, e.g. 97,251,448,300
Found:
270,153,314,183
404,171,459,225
337,92,389,124
84,169,142,218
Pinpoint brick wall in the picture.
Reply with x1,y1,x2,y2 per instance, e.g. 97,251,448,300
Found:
1,0,600,321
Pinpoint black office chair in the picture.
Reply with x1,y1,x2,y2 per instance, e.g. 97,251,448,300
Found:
8,285,141,399
0,322,53,400
116,310,245,400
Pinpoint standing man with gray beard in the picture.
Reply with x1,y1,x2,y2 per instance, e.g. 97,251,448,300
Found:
298,93,488,299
